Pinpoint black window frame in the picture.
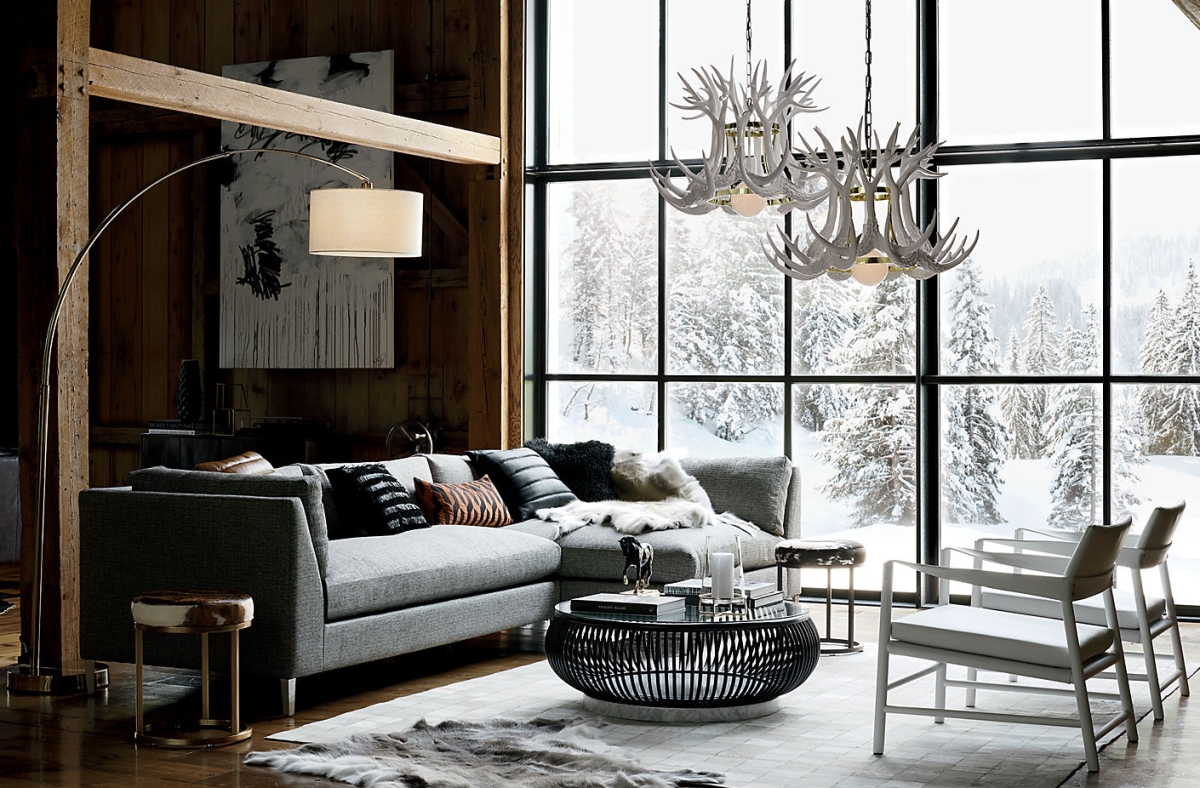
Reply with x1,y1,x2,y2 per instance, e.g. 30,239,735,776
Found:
525,0,1200,615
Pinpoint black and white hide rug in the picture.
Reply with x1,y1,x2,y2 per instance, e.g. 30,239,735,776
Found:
245,716,724,788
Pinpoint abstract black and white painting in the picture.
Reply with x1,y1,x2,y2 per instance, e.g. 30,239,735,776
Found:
219,50,395,369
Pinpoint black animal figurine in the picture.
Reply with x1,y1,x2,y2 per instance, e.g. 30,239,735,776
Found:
619,535,655,595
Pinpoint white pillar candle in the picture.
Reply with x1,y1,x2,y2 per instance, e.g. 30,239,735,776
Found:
711,552,735,600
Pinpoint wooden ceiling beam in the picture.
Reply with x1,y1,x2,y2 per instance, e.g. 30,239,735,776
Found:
86,48,500,165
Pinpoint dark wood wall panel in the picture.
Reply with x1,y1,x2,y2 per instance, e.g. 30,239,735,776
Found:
86,0,489,486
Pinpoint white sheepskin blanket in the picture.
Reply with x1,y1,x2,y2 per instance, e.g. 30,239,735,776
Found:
244,717,724,788
537,449,754,537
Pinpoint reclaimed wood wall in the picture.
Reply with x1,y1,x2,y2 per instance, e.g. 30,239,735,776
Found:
85,0,512,486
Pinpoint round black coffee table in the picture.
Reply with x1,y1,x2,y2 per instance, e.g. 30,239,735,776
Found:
545,599,820,721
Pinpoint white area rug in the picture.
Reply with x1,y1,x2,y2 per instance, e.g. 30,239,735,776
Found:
269,644,1190,788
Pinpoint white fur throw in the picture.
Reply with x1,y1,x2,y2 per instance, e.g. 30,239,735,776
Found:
244,717,724,788
537,449,754,537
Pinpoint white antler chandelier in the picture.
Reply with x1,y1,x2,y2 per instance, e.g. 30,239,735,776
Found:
649,0,828,218
764,0,977,285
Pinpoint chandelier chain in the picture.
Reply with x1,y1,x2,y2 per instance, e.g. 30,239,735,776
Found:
745,0,753,109
864,0,874,174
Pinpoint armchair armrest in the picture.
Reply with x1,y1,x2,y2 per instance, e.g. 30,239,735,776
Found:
884,558,1069,602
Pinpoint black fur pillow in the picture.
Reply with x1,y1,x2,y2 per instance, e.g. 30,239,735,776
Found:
326,464,430,537
524,438,617,502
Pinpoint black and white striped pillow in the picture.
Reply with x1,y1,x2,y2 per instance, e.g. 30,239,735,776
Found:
326,464,430,537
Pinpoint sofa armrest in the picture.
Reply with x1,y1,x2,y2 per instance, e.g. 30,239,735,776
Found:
80,488,325,680
783,466,802,540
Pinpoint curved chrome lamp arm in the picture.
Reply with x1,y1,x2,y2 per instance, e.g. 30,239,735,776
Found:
17,147,376,693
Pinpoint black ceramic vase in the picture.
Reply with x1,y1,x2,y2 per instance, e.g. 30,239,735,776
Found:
176,359,202,423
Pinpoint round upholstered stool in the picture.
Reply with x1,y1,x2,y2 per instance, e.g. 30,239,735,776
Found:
131,590,254,747
775,539,866,655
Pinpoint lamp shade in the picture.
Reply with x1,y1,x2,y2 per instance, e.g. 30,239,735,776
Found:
308,187,424,258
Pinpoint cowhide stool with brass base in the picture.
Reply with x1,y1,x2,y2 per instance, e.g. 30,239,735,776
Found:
131,590,254,747
775,539,866,655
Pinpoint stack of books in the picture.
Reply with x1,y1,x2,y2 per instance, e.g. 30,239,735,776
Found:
147,420,211,436
664,578,784,609
569,593,685,616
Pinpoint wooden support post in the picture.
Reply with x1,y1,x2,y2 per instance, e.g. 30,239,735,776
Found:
504,0,526,450
468,0,522,449
16,0,90,672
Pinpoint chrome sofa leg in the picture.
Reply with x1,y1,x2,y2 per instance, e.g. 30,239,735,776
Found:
280,678,297,717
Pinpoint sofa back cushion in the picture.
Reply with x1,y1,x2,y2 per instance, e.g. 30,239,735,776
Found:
424,453,475,484
129,467,330,577
465,448,577,520
679,456,792,536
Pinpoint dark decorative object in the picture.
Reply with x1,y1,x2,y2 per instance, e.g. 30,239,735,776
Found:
524,438,617,502
0,600,12,616
465,447,577,521
326,464,430,537
546,601,820,709
175,359,203,423
619,536,654,594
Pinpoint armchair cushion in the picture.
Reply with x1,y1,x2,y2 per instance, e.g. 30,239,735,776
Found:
891,604,1114,668
981,588,1166,631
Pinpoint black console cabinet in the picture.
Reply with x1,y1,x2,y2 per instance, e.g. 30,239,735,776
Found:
139,432,320,470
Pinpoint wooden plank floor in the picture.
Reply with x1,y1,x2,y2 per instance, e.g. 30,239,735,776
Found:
0,563,542,786
3,562,1200,787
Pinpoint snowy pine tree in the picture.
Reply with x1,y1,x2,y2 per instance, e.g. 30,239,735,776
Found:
1158,260,1200,455
1139,289,1174,453
668,213,784,441
794,278,853,430
1047,305,1101,530
817,279,916,526
1111,389,1146,521
941,265,1007,524
1002,287,1060,459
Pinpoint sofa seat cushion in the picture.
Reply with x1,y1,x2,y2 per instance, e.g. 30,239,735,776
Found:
981,588,1165,632
891,604,1114,669
679,456,792,537
323,525,560,621
555,522,779,584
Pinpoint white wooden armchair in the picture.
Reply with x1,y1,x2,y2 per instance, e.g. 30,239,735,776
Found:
873,521,1138,773
975,502,1189,721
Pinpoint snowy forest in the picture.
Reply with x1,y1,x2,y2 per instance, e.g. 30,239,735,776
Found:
549,181,1200,532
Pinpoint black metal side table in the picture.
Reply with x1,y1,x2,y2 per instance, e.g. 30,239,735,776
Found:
545,599,820,721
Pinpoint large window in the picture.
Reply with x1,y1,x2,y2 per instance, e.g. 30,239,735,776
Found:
527,0,1200,609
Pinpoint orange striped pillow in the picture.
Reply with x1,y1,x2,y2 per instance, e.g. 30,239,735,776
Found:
413,475,513,527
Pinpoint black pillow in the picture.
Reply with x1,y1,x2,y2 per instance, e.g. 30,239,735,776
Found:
524,438,617,502
465,447,577,521
325,464,430,537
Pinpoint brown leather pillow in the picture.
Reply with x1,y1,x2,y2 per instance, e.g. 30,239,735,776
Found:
195,451,275,475
413,474,513,527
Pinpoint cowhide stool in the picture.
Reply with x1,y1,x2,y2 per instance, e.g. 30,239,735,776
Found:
131,590,254,747
775,539,866,655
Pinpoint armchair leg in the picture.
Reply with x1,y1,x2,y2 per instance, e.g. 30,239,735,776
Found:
1133,571,1166,721
280,678,297,717
966,667,978,708
934,664,947,724
1072,673,1101,773
1170,620,1191,698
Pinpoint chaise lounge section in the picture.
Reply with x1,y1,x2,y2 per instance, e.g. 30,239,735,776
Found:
79,451,801,714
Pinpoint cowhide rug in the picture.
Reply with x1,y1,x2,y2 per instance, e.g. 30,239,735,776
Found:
537,449,753,538
245,717,724,788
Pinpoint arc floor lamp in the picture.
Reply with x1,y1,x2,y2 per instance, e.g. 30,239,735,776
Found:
8,146,424,693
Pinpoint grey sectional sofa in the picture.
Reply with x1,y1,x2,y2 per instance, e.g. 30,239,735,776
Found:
79,452,800,715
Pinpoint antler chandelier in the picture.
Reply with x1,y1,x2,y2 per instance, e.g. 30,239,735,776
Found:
649,0,828,218
763,0,977,285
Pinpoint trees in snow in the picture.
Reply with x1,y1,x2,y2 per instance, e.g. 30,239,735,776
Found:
942,264,1007,524
817,279,917,526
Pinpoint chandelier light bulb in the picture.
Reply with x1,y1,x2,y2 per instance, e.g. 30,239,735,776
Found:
730,186,768,217
851,259,890,287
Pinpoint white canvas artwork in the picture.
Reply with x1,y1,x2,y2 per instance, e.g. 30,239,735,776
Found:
219,50,395,369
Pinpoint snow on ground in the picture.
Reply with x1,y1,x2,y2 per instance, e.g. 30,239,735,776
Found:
550,389,1200,604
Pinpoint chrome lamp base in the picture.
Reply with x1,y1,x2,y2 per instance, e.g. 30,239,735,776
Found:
7,662,110,694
